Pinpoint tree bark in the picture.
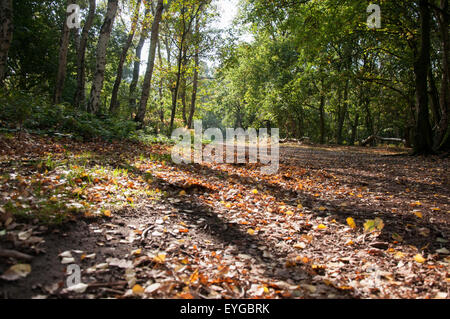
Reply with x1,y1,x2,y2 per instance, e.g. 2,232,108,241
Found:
74,0,96,110
349,112,359,146
180,44,188,126
319,80,326,144
187,17,200,129
413,0,433,154
169,30,185,132
129,5,152,112
435,0,449,151
0,0,13,86
53,0,75,105
87,0,118,114
336,80,348,145
135,0,166,125
157,39,165,134
110,0,142,114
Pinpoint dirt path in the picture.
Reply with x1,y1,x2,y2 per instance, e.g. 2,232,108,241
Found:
0,135,449,299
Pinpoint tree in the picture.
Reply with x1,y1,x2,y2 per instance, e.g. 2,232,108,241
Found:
87,0,119,114
53,0,75,104
74,0,96,109
187,16,200,129
168,0,207,132
413,0,433,154
135,0,166,125
109,0,142,113
129,4,152,111
0,0,13,86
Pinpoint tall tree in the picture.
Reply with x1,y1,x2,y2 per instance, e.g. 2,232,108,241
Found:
74,0,96,109
53,0,75,104
135,0,166,125
129,4,152,112
110,0,142,113
87,0,119,114
187,16,200,129
434,0,449,151
169,0,206,132
413,0,433,154
0,0,13,86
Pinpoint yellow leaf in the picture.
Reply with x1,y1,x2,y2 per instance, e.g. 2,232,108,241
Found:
0,264,31,281
317,224,327,230
346,217,356,229
153,253,166,263
103,210,112,218
131,248,142,256
414,254,426,263
318,206,326,211
345,240,354,246
179,190,186,196
189,270,199,283
414,211,423,219
431,207,441,211
247,229,255,235
132,284,145,295
297,203,303,209
285,211,294,216
251,189,258,195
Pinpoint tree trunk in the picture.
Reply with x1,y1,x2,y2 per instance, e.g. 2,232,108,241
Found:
135,0,166,125
53,0,75,105
110,0,142,114
349,112,359,146
157,40,165,134
187,17,200,129
413,0,433,154
319,84,326,144
363,96,376,146
129,5,151,112
87,0,118,114
74,0,96,110
0,0,13,86
428,65,441,125
180,45,188,126
336,80,348,145
435,0,449,151
169,35,185,132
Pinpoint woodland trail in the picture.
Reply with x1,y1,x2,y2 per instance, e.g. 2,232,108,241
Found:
0,134,449,299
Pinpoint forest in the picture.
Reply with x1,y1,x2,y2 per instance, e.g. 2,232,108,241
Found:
0,0,449,301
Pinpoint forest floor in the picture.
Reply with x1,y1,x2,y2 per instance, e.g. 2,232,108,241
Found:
0,132,449,299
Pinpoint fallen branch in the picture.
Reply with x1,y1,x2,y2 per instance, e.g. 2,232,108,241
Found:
0,249,33,261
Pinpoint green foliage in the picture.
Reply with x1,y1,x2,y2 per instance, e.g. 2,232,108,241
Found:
0,90,137,141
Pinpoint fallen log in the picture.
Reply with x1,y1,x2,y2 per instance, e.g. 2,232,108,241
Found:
361,135,406,147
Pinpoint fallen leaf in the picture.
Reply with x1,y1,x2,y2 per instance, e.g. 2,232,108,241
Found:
346,217,356,229
67,283,88,293
145,283,161,294
0,264,31,281
414,254,426,263
413,211,423,219
132,284,145,295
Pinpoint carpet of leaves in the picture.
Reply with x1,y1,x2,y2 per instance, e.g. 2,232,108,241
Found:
0,133,449,299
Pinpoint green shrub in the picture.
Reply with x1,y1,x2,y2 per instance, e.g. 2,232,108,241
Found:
0,90,138,141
